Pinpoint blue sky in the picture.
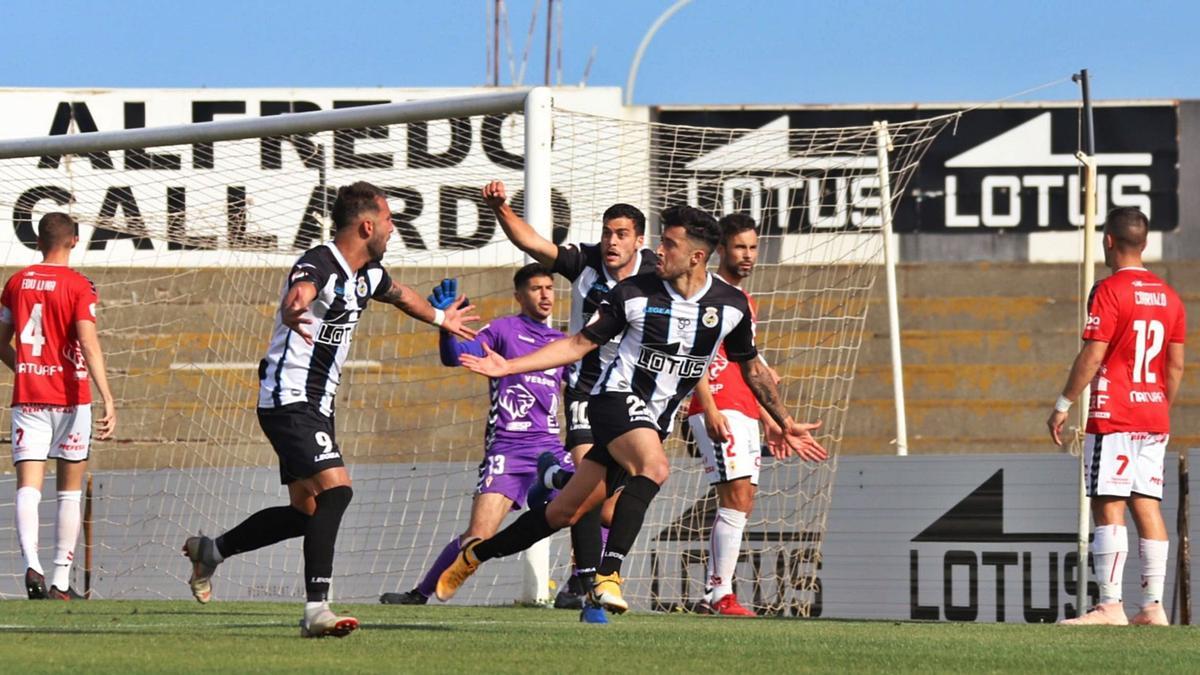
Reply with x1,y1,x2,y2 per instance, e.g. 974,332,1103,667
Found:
4,0,1197,104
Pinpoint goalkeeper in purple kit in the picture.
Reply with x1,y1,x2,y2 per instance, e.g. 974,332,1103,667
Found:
381,265,572,605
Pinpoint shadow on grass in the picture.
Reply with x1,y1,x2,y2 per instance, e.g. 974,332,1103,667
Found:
359,623,454,632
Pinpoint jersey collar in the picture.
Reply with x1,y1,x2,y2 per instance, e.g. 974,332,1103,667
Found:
1115,266,1148,273
323,241,356,278
662,271,713,304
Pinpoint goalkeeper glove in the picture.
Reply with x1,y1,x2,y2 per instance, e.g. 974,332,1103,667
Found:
428,278,466,310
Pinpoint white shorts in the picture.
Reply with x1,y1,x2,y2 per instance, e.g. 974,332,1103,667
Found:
11,404,92,463
1085,432,1167,500
688,409,761,486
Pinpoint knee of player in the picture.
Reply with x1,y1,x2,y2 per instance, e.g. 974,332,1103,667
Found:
640,461,670,486
545,501,576,529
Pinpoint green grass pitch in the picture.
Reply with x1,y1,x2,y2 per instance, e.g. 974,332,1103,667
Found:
2,600,1197,673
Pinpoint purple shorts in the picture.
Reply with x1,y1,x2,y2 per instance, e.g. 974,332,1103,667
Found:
476,437,572,510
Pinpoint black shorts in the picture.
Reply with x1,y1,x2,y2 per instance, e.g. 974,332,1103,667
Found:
587,392,663,450
564,388,594,450
257,403,344,485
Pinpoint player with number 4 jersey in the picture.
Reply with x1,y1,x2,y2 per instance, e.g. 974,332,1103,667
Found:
1049,207,1185,627
0,212,116,601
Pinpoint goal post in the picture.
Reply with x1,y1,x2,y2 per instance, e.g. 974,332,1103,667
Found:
0,88,951,613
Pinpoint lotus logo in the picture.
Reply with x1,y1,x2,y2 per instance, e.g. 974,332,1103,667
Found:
498,384,536,419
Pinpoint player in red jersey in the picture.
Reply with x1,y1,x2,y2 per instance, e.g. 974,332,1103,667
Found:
0,213,116,600
687,213,785,617
1049,208,1185,626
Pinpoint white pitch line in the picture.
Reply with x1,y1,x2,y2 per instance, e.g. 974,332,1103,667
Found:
169,360,382,371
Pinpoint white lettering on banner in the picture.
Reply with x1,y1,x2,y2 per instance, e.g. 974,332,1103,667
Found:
0,88,635,267
942,113,1155,229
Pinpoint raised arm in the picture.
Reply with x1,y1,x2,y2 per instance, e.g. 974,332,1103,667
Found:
76,319,116,440
482,180,558,266
739,357,827,461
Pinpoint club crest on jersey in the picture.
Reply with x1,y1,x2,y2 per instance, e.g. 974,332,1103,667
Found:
356,277,369,298
702,306,720,328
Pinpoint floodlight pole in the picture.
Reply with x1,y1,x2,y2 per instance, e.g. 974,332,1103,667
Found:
1073,67,1097,618
874,122,909,456
624,0,692,106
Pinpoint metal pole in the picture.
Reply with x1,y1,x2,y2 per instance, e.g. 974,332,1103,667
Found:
624,0,693,106
1072,67,1097,616
493,0,502,86
874,122,909,456
544,0,553,86
521,86,554,603
84,473,94,599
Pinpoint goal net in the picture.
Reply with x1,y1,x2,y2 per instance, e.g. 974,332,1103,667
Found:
0,89,951,615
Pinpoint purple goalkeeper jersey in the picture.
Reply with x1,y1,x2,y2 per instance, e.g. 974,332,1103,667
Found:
440,313,565,448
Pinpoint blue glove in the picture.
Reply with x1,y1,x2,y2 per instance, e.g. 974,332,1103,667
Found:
428,278,465,310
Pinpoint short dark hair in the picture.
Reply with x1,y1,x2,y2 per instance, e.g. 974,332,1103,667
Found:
603,203,646,235
513,263,554,289
1104,206,1149,251
37,212,78,249
331,181,387,231
718,213,758,246
660,204,719,253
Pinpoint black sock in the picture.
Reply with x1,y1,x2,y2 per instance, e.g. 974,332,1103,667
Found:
570,506,603,576
474,503,559,562
597,476,660,576
304,485,353,603
215,506,309,559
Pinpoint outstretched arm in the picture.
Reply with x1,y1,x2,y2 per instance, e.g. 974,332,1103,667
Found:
438,330,487,366
76,320,116,440
482,180,558,266
739,358,827,461
1046,339,1107,446
461,333,597,378
376,281,479,340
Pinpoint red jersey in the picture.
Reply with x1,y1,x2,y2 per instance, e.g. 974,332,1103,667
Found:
687,285,760,420
1083,267,1185,434
0,264,98,406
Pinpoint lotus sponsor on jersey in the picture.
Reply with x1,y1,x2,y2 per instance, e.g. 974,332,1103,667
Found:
637,344,708,379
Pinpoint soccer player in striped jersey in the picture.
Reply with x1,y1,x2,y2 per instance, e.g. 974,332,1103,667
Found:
0,212,117,600
437,205,827,615
483,179,655,609
1050,208,1185,626
687,213,782,617
181,182,477,638
380,265,573,605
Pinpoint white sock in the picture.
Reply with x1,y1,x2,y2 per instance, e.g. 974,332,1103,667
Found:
15,486,43,574
543,466,561,490
706,507,748,602
1139,538,1169,605
304,601,328,617
51,490,82,591
1092,524,1128,605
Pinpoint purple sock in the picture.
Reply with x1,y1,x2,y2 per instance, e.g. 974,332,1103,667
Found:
417,537,462,598
600,525,610,552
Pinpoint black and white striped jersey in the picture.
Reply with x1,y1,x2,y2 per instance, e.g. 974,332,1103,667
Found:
552,243,657,393
580,273,757,433
258,242,393,416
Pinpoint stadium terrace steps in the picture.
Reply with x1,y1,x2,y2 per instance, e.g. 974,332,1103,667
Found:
0,262,1194,466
